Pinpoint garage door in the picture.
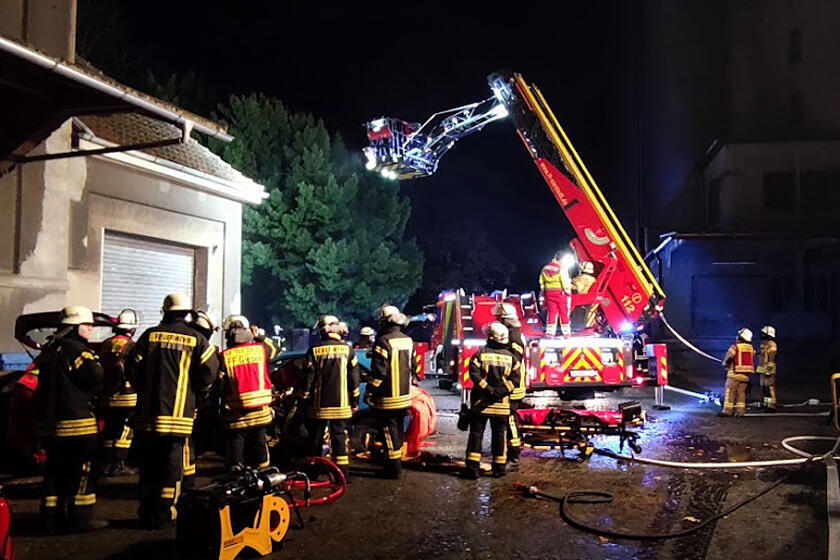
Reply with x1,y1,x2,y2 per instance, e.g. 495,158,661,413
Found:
101,231,195,335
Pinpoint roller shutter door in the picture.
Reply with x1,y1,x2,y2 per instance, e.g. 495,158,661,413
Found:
101,231,195,335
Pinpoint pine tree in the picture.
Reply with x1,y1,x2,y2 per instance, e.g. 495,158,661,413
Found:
210,94,422,328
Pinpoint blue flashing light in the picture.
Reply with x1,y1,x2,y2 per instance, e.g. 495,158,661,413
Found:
620,321,634,334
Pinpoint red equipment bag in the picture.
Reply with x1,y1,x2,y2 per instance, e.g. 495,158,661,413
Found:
404,386,437,456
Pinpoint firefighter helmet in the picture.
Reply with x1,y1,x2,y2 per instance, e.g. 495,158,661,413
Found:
581,261,595,274
488,322,510,344
360,326,375,337
317,314,340,333
377,305,402,324
737,327,753,343
338,321,349,338
223,314,250,331
162,293,191,312
194,310,216,333
116,308,139,330
492,302,518,321
761,325,776,339
60,305,94,325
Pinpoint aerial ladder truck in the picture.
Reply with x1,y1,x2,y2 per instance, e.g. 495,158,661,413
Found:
364,72,669,401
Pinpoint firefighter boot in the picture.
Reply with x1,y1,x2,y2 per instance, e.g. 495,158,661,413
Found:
339,465,351,483
461,461,479,480
492,464,507,478
383,458,402,480
67,505,108,533
40,499,66,535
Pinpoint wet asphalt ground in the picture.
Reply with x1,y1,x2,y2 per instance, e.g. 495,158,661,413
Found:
4,371,837,560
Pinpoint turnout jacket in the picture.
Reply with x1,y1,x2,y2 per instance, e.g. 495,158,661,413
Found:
219,338,279,429
33,330,103,437
369,326,414,410
99,334,137,408
756,340,778,376
507,325,527,401
723,342,755,382
303,333,359,419
127,317,219,436
469,341,521,416
571,273,596,294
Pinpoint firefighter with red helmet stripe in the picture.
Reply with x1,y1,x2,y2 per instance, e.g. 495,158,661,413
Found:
493,302,526,466
34,306,106,533
99,309,139,477
125,293,219,529
720,328,755,417
463,322,521,479
540,251,575,337
219,314,278,470
367,305,414,479
757,325,778,411
302,315,359,479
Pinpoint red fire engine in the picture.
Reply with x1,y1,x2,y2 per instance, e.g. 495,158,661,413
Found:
365,72,669,399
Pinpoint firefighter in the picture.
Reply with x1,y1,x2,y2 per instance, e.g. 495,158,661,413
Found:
367,305,414,479
99,308,139,477
33,306,106,533
126,293,219,529
357,326,376,350
301,315,359,479
492,302,525,466
337,321,350,341
219,315,279,471
463,322,521,479
720,328,755,417
540,251,575,337
572,261,596,294
757,325,778,411
185,310,220,489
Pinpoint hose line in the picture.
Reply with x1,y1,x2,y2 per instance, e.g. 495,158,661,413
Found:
658,312,720,362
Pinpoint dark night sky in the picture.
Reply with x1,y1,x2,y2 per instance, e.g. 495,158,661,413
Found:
99,1,637,296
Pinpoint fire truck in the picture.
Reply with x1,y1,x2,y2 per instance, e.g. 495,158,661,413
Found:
364,72,669,399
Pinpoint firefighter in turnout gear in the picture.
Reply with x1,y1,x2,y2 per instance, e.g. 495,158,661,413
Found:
184,309,220,489
493,302,525,465
33,306,107,533
757,325,778,411
219,314,279,470
540,251,574,337
126,293,219,529
302,315,359,479
368,305,414,479
720,328,755,417
572,261,596,294
357,326,376,350
463,322,521,479
99,309,139,477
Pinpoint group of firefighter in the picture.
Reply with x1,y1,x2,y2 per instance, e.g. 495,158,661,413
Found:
28,295,420,534
720,325,779,417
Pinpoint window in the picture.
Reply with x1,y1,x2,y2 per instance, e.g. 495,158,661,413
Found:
770,276,796,312
789,29,802,64
707,178,721,225
800,170,840,213
763,171,793,212
804,275,829,311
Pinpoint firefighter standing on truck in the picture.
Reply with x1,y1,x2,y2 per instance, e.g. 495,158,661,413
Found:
34,306,107,533
540,251,575,337
720,328,755,417
757,325,778,411
367,305,414,479
493,302,525,466
99,309,139,477
302,315,359,480
463,322,520,479
126,293,219,529
219,315,278,470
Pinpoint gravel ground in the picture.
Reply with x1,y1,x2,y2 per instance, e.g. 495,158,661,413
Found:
4,375,836,560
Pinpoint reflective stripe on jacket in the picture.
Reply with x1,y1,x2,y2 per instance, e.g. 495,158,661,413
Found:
369,327,413,410
757,341,777,375
220,341,273,409
539,260,571,291
303,333,359,419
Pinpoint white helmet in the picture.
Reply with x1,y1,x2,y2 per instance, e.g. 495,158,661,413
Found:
488,322,510,344
761,325,776,339
378,305,402,324
581,261,595,274
492,302,518,321
194,310,215,333
338,321,349,337
60,305,94,325
737,327,753,343
116,308,139,330
223,314,250,331
317,314,340,333
162,293,191,312
360,326,375,337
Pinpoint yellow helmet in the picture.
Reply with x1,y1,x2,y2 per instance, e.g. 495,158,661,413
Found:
162,293,191,312
60,305,94,325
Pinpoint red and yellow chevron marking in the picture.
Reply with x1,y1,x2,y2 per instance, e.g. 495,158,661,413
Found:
562,346,604,384
539,350,547,382
560,348,582,371
659,356,668,383
462,357,471,384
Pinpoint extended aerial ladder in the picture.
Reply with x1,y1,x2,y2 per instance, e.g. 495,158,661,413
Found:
365,72,669,395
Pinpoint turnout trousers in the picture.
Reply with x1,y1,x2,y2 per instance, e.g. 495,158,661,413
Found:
100,408,133,472
308,419,350,468
40,435,98,532
722,376,749,417
507,400,522,462
374,409,407,478
227,425,270,470
134,433,185,528
545,289,571,336
761,374,777,410
465,413,508,475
